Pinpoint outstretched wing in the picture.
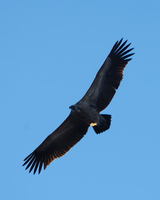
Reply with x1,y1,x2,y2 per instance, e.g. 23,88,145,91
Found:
23,113,89,174
80,39,134,112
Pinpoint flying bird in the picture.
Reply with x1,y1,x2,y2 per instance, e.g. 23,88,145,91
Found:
23,39,134,174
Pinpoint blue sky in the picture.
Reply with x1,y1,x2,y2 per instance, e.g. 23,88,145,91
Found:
0,0,160,199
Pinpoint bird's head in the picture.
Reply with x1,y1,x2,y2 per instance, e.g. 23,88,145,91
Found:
69,105,81,112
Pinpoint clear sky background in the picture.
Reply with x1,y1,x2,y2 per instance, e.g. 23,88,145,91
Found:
0,0,160,199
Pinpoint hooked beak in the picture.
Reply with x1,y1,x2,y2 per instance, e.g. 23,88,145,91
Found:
69,105,75,110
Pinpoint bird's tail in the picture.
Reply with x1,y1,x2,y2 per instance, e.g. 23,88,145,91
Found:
93,114,111,134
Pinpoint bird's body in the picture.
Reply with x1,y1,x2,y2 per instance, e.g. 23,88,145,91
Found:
23,39,134,174
70,102,100,125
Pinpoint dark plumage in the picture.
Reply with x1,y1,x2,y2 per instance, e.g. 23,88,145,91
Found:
23,39,134,174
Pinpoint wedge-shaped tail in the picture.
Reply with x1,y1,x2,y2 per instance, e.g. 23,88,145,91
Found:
93,114,111,134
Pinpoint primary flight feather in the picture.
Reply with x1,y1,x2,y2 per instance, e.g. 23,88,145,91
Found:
23,39,134,174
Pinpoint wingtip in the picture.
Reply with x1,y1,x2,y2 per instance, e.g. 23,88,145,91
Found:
109,38,134,61
119,38,123,43
117,38,123,46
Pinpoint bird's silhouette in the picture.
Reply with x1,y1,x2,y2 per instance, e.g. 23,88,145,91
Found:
23,39,134,174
